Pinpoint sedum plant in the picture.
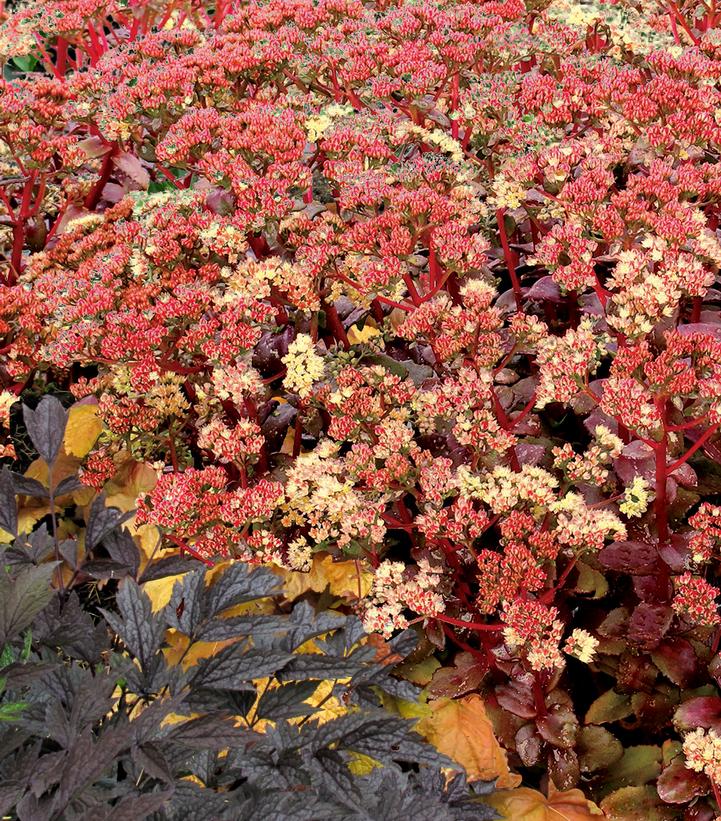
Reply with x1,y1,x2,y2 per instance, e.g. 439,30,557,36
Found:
4,0,721,815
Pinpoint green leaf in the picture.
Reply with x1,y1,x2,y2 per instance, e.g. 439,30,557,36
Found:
0,701,26,721
11,55,38,72
577,726,623,773
600,786,677,820
585,689,633,725
604,745,662,793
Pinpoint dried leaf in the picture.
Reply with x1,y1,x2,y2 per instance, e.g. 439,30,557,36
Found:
487,785,603,820
417,695,521,788
281,554,372,601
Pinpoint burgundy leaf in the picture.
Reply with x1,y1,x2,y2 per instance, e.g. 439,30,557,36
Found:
599,541,660,575
627,604,673,650
657,757,709,803
674,696,721,732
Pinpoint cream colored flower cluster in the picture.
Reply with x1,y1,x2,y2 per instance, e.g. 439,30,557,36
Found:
282,334,326,399
362,559,445,638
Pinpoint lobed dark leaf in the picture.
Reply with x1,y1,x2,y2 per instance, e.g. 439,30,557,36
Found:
255,681,318,720
192,647,293,690
99,580,165,673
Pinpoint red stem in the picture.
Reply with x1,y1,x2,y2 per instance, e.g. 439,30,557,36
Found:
655,399,669,545
166,534,214,567
85,148,116,209
496,208,523,310
668,421,721,472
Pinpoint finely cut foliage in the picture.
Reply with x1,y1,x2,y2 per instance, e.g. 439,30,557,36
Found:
2,0,721,816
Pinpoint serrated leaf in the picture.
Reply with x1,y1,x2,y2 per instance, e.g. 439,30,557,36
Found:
103,530,141,577
54,476,83,496
585,689,633,725
100,579,165,671
23,396,68,466
312,712,449,769
85,494,134,550
577,726,623,773
651,638,699,688
600,786,676,820
0,468,17,536
0,562,57,643
674,695,721,731
278,654,365,681
605,745,662,791
192,647,293,690
139,556,205,584
656,757,709,804
196,614,286,643
164,714,255,749
256,681,318,720
167,568,206,637
204,563,280,616
10,472,49,499
488,785,603,820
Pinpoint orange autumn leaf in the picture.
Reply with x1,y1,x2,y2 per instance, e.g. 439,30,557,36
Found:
487,785,605,820
417,694,521,789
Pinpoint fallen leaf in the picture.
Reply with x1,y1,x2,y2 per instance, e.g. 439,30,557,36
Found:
418,694,521,788
144,573,186,612
487,784,604,820
281,554,372,601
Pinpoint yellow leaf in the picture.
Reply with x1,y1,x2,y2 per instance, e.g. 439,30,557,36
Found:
487,785,604,820
105,460,158,513
279,426,296,455
281,554,372,601
347,320,381,346
164,630,236,668
26,452,80,486
63,404,103,457
418,695,521,789
348,753,381,775
381,691,432,721
144,573,185,612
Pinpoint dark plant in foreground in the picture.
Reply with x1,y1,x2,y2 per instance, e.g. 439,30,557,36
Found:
0,553,497,821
